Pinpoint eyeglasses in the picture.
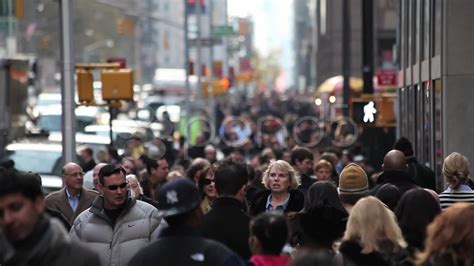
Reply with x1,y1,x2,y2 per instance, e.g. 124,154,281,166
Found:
65,172,85,177
106,181,128,191
203,178,215,185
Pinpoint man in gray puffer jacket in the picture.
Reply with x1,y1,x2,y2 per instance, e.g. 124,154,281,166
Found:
70,164,161,266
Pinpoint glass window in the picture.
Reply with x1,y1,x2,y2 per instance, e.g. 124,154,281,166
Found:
423,0,430,60
406,86,415,142
407,0,412,66
399,88,405,137
415,0,420,62
433,0,441,56
423,81,432,166
433,79,443,189
416,85,423,161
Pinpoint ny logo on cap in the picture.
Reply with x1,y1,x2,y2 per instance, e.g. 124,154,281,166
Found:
166,190,178,204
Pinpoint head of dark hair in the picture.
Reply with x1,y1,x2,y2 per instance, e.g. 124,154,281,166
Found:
0,168,43,200
250,212,288,255
375,184,401,211
144,156,166,174
98,164,126,185
394,137,414,157
106,145,120,160
213,159,248,196
395,188,441,250
305,181,347,215
81,147,94,157
338,193,367,206
186,158,210,181
290,147,314,165
0,160,15,169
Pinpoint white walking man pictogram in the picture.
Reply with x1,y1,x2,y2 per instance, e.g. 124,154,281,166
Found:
363,101,377,123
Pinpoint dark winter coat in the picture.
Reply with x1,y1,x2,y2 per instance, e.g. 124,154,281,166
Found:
406,157,436,191
288,206,347,248
127,225,245,266
339,240,410,266
0,215,100,266
202,197,251,259
371,171,419,196
249,189,305,217
297,173,316,199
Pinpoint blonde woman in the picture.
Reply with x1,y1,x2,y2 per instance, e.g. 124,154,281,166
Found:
416,203,474,266
339,196,408,265
249,160,304,217
126,174,159,209
438,152,474,209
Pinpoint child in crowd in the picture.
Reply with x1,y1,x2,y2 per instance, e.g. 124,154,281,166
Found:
248,212,291,266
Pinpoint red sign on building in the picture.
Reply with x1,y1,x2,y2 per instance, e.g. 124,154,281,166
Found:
376,69,397,86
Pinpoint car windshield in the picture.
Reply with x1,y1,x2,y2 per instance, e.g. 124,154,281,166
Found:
4,149,62,176
38,114,96,132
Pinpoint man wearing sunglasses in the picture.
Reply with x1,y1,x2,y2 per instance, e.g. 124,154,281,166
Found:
45,162,99,227
70,164,161,266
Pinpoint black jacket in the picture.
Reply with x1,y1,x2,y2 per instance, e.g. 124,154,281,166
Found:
297,173,316,199
127,225,244,266
406,157,436,191
371,171,419,196
0,215,100,266
339,240,409,266
249,189,305,216
202,197,251,259
137,194,160,209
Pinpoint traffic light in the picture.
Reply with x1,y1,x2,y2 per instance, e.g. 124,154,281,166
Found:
351,94,396,127
220,77,230,90
101,69,134,101
15,0,24,20
117,19,125,35
201,77,230,97
76,69,94,102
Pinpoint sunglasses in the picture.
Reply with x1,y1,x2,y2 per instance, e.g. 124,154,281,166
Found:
106,181,128,191
203,178,215,185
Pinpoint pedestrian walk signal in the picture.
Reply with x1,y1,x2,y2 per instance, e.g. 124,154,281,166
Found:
351,94,396,127
352,100,376,125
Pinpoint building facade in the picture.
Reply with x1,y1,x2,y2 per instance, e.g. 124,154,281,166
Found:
398,0,474,189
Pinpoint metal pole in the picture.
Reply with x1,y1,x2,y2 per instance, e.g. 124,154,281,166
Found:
342,0,351,117
196,0,202,100
109,107,114,147
59,0,76,164
208,0,216,127
184,0,191,158
362,0,374,94
222,0,229,78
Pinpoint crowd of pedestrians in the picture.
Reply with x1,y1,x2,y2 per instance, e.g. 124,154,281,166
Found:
2,130,474,265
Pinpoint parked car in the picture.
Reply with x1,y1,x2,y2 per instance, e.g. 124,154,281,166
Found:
2,141,63,194
34,105,99,133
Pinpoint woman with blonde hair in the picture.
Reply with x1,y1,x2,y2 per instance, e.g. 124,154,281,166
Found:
416,203,474,266
438,152,474,209
126,174,159,209
249,160,304,216
339,196,408,265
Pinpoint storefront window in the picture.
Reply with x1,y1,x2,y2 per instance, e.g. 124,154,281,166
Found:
423,0,429,60
433,79,443,189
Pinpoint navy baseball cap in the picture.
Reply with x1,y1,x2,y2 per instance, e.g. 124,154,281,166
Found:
156,178,201,217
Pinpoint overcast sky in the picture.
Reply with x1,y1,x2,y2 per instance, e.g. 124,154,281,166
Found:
228,0,294,87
